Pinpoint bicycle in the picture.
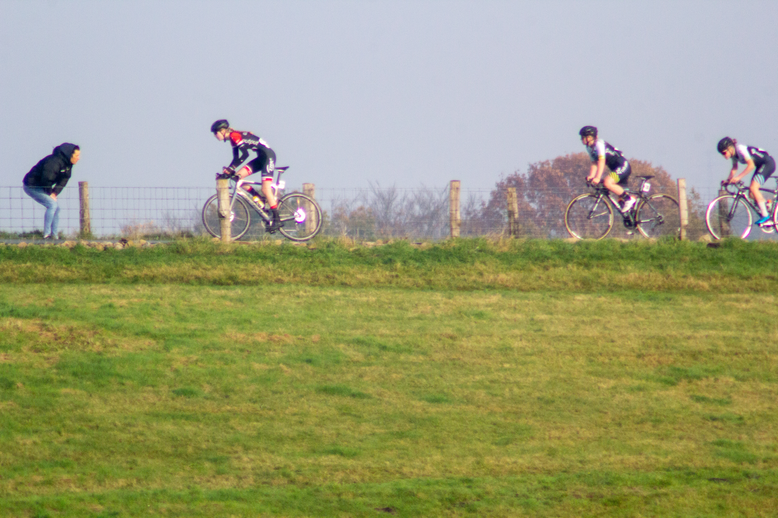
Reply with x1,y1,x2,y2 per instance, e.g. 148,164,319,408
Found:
705,181,777,240
564,175,680,240
201,166,323,242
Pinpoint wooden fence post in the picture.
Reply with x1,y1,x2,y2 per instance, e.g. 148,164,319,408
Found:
78,181,91,238
717,185,730,237
303,183,317,237
677,178,689,240
216,178,231,243
450,180,461,238
506,187,518,237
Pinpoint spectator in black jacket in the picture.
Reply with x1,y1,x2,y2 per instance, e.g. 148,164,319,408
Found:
22,143,80,239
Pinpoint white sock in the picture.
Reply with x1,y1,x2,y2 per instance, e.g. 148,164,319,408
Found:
758,201,768,217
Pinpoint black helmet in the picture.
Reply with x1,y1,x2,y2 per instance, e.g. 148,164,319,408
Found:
211,119,230,133
717,137,734,154
579,126,598,138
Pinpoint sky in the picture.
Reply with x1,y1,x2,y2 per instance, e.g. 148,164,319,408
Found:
2,0,777,194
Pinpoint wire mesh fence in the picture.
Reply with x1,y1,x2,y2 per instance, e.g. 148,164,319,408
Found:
0,186,212,239
0,183,737,241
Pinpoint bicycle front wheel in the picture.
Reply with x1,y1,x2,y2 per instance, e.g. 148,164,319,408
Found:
564,193,614,240
277,193,323,242
635,194,680,238
705,195,752,240
202,194,252,240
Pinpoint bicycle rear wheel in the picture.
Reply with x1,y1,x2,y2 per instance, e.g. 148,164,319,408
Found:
705,194,752,240
564,193,614,240
635,194,680,238
277,193,323,242
202,194,252,240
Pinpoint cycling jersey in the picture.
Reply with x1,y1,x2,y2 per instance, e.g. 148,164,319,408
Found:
227,131,276,177
733,144,770,169
585,138,628,173
733,144,775,185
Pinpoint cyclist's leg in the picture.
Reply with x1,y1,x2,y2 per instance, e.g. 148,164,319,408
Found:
233,164,259,198
263,179,282,231
604,163,634,211
259,152,277,208
248,153,281,230
752,158,775,223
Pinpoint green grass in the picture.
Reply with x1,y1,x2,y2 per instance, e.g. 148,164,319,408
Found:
1,239,777,516
1,236,778,291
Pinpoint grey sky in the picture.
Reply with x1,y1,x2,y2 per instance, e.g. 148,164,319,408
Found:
2,0,777,194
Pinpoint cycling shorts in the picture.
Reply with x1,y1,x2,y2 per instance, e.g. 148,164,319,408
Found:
751,155,776,186
608,162,632,187
243,153,276,179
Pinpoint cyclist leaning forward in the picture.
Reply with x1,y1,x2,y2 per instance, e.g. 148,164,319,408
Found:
717,137,776,226
211,119,283,232
579,126,637,213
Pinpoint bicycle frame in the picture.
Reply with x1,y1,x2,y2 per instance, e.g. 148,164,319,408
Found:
719,182,777,221
588,176,652,220
225,168,288,222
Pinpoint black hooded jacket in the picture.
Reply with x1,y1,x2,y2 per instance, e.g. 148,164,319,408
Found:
22,143,78,196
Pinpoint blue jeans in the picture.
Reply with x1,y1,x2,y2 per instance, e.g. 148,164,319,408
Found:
23,185,59,237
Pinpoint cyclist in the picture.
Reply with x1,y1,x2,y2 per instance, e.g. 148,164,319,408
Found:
579,126,637,213
717,137,776,226
211,119,282,232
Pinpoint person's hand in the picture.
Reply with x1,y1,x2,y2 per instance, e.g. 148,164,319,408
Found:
50,193,57,201
216,168,237,180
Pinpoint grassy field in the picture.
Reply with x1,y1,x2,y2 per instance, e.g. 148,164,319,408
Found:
1,239,777,517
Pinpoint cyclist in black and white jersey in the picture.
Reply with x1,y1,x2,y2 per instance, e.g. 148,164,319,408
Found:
211,119,282,232
718,137,776,226
579,126,637,213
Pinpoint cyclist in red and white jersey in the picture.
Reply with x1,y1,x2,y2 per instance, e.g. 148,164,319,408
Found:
579,126,637,213
211,119,282,232
718,137,776,226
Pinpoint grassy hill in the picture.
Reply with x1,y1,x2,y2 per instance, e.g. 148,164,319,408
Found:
1,239,776,516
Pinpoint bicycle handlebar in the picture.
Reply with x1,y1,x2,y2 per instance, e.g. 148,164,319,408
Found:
586,179,608,192
720,181,745,194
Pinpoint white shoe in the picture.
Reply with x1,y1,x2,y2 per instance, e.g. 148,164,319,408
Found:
620,196,636,213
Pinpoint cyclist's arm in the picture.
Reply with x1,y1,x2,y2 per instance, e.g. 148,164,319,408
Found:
586,162,595,181
228,145,249,171
588,157,606,183
730,158,755,184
